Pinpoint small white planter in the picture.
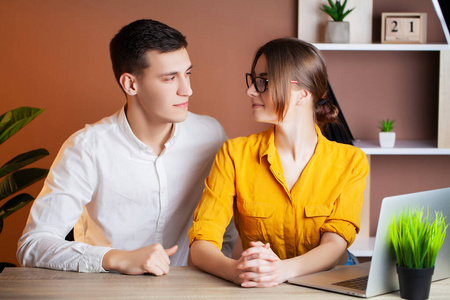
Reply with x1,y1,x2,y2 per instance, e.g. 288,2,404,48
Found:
325,21,350,43
379,132,396,148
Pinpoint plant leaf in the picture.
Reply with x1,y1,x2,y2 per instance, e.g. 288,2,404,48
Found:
337,1,344,17
0,168,48,201
0,148,49,178
320,5,339,21
0,107,44,146
0,111,12,130
328,0,337,11
342,8,355,20
0,193,34,220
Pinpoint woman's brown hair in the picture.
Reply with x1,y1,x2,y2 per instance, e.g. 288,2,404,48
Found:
250,38,338,123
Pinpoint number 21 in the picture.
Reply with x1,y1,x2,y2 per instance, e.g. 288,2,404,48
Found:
391,20,415,33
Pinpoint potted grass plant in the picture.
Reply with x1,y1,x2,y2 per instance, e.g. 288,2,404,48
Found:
320,0,355,43
378,118,395,148
0,107,49,272
390,207,448,300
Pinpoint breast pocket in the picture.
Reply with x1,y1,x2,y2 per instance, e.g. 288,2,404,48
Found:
303,204,333,248
236,200,275,243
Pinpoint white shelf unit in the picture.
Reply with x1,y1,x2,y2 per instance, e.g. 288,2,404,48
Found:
313,43,450,51
354,140,450,155
348,237,375,257
316,43,450,257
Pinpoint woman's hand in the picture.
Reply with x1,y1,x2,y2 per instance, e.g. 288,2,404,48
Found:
237,241,282,287
190,240,290,288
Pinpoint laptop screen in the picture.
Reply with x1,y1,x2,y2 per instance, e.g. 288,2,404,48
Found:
432,0,450,44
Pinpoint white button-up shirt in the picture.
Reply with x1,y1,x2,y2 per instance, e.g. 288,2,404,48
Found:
17,107,235,272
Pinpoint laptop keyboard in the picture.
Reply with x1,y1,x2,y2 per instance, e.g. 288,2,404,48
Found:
332,275,368,290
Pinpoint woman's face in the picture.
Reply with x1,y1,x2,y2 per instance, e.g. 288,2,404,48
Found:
246,55,279,124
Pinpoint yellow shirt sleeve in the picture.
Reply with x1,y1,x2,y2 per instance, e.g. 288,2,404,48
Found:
188,141,235,250
319,148,369,246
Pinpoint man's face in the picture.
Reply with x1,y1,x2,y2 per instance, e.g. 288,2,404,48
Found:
133,48,193,124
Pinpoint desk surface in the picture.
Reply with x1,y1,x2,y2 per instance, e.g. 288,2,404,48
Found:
1,267,449,299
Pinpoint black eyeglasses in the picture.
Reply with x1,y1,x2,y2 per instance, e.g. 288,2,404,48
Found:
246,73,268,93
246,73,299,93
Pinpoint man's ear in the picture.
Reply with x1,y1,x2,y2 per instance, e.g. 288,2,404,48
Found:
119,73,138,96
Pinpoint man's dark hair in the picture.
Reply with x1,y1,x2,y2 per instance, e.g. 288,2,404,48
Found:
110,19,187,85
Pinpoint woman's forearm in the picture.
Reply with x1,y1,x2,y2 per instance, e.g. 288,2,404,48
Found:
190,240,240,283
280,232,347,280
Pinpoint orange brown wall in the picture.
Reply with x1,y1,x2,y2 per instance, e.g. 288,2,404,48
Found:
0,0,449,265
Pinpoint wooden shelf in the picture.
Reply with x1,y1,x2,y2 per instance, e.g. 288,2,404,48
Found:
314,43,450,51
354,140,450,155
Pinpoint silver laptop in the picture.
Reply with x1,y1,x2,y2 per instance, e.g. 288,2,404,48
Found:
288,187,450,297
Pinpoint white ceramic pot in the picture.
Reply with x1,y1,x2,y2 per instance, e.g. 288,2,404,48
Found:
379,132,396,148
325,21,350,43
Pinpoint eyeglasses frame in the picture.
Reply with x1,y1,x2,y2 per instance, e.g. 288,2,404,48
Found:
246,73,298,93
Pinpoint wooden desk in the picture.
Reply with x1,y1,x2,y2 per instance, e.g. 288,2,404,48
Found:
0,267,449,299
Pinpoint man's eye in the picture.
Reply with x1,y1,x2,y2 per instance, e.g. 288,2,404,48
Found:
164,76,175,81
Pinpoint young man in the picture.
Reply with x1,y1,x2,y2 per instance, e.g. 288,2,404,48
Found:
17,19,236,275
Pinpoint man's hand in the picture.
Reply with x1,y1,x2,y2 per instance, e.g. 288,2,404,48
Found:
102,244,178,275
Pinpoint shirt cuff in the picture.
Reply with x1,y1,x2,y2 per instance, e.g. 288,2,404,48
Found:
321,220,357,247
78,246,112,273
188,221,223,250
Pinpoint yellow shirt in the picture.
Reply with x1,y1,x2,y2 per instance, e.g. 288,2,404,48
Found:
189,125,369,260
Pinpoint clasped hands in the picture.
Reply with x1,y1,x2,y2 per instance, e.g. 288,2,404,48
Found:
235,241,285,288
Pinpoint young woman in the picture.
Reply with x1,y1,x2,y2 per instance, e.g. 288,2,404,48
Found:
188,38,368,287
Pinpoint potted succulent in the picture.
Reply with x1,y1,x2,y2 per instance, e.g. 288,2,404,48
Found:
378,118,395,148
390,207,448,300
320,0,355,43
0,107,49,272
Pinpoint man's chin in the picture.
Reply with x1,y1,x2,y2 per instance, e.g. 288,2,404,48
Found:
171,111,189,123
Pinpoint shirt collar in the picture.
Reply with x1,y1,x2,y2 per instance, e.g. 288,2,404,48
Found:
258,124,325,164
259,125,277,164
117,105,179,153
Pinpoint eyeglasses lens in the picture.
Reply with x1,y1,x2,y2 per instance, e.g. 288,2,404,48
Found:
255,78,266,93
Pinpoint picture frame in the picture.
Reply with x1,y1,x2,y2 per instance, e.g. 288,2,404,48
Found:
381,12,427,44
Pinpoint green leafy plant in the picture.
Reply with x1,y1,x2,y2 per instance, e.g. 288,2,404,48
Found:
0,107,49,234
390,207,448,269
320,0,355,22
378,118,395,132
